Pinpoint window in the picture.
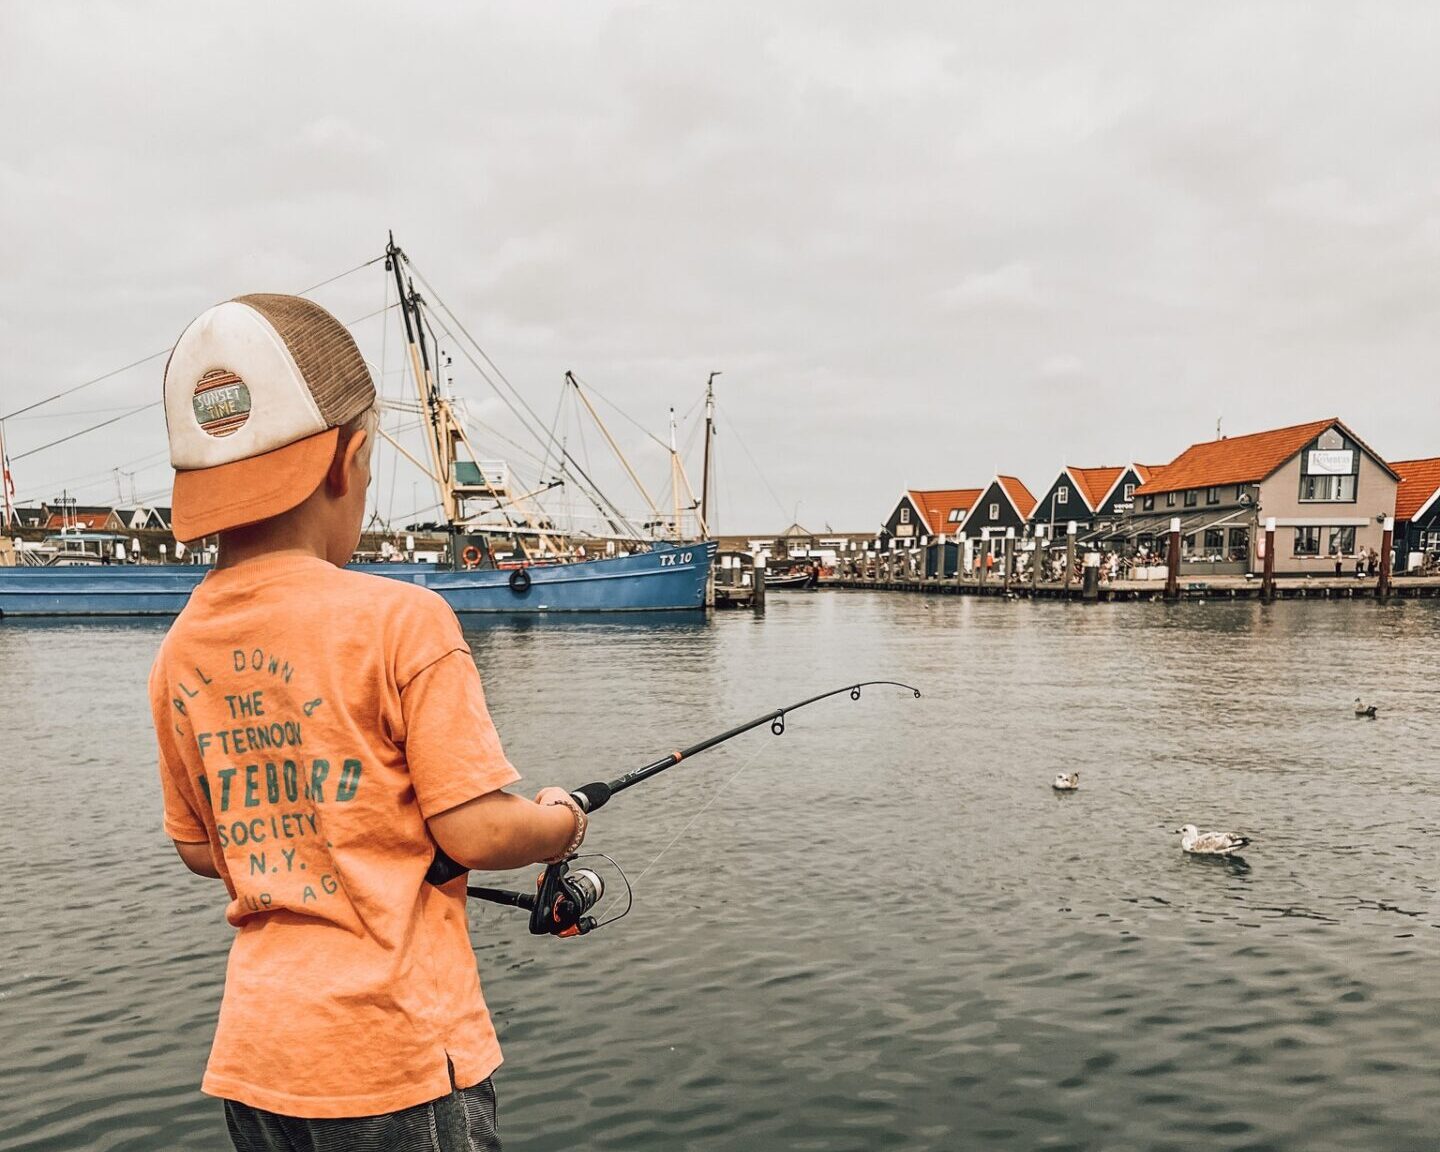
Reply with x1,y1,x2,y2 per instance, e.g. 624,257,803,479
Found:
1204,529,1224,551
1182,533,1197,552
1234,484,1247,500
1228,527,1249,561
1123,483,1135,501
1165,492,1176,507
1183,490,1198,507
947,508,962,524
899,507,910,524
1056,485,1069,505
1294,527,1322,557
1205,487,1219,505
1299,474,1356,502
1327,526,1356,556
989,503,1000,520
1425,530,1440,551
1142,495,1154,511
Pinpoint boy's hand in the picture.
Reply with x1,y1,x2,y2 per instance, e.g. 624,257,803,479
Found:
535,786,575,808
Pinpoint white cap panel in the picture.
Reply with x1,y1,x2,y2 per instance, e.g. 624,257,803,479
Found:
165,301,327,470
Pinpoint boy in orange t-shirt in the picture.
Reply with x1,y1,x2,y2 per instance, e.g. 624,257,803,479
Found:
149,294,584,1150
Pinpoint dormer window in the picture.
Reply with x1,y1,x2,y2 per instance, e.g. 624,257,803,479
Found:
947,508,962,524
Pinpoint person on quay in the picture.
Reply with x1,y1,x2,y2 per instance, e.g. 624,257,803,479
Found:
148,294,585,1151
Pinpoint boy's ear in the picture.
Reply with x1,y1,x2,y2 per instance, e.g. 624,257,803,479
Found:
326,429,368,498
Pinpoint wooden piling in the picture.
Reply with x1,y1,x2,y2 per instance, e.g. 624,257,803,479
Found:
753,552,766,611
1261,517,1276,604
1165,517,1181,602
1064,521,1077,597
1379,515,1394,602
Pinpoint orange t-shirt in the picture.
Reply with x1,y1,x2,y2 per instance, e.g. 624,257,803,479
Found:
148,553,520,1118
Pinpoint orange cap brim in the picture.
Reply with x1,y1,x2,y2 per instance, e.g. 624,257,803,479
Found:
171,426,340,543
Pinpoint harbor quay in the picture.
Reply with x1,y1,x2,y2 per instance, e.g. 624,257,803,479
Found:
822,550,1440,602
852,416,1440,601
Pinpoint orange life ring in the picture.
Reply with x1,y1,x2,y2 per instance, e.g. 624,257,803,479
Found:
461,544,482,569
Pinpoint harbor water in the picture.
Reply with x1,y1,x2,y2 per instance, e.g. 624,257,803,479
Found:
2,592,1439,1151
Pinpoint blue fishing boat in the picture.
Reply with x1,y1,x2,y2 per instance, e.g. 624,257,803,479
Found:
0,543,713,618
0,236,717,618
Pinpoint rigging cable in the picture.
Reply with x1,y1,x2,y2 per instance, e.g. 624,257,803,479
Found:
0,254,387,424
403,259,641,534
409,274,641,538
9,300,397,468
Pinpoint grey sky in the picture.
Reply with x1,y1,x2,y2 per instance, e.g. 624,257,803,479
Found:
4,2,1439,534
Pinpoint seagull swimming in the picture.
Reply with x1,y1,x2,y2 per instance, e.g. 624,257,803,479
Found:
1354,698,1378,719
1175,824,1250,856
1052,772,1079,791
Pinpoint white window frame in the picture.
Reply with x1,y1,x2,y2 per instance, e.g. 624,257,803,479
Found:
989,502,1000,520
899,506,911,525
1056,485,1069,505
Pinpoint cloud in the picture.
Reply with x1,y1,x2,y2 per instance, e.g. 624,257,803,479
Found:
4,1,1440,530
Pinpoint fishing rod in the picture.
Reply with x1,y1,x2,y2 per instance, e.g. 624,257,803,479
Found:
426,680,922,938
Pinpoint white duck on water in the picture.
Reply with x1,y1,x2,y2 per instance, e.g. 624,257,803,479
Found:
1354,698,1378,719
1175,824,1251,856
1052,772,1079,791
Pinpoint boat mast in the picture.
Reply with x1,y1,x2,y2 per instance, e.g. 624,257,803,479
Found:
669,408,682,542
387,235,458,527
700,370,719,538
0,419,13,532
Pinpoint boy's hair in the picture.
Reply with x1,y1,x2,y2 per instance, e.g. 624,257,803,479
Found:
163,294,375,542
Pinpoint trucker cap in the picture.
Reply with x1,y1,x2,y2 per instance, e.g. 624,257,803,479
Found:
163,293,375,542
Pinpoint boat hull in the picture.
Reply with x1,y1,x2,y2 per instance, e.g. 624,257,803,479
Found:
0,543,716,617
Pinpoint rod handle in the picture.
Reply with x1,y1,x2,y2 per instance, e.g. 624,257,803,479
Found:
572,781,612,813
425,848,468,886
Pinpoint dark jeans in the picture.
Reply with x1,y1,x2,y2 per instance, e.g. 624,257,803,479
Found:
224,1078,500,1152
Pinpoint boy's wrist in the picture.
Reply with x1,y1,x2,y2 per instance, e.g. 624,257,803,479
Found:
541,795,586,863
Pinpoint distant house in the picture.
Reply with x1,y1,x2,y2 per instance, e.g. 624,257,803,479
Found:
1029,464,1159,539
1391,457,1440,571
1127,418,1397,575
881,488,983,542
963,476,1038,557
10,504,47,529
44,504,126,532
116,506,170,531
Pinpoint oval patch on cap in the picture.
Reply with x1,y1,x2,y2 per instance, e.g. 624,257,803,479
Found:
192,368,252,438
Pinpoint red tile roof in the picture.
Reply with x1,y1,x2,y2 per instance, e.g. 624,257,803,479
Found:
1134,419,1342,495
997,476,1037,519
1067,466,1126,511
45,511,117,530
1134,464,1166,484
906,488,983,533
1392,457,1440,521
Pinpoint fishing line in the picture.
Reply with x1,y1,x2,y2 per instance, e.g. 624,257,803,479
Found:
595,738,770,921
436,682,922,939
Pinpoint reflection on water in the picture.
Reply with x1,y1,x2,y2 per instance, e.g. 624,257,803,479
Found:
3,592,1440,1150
